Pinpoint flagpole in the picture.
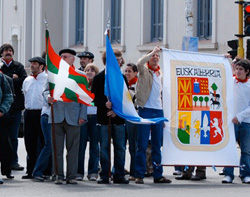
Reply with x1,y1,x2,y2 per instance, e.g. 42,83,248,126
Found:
44,16,59,178
106,12,112,179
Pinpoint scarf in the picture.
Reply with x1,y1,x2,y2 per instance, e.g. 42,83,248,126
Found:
2,58,13,67
235,76,249,83
128,76,138,87
147,63,160,73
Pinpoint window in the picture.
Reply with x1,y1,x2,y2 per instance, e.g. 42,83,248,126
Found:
76,0,84,44
197,0,212,39
111,0,121,43
151,0,163,42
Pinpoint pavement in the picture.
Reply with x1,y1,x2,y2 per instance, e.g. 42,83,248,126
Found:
0,138,250,197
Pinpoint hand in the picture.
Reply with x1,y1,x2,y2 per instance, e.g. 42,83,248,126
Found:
78,118,86,125
0,112,3,117
224,53,232,59
106,101,112,109
48,96,54,104
107,110,116,118
152,45,162,55
232,117,239,124
13,74,18,79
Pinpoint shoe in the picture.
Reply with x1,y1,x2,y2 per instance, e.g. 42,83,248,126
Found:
89,176,97,181
75,176,83,181
11,164,24,171
145,172,153,177
124,169,130,175
173,170,182,176
113,177,129,184
22,174,33,179
33,176,44,182
97,178,110,184
135,178,144,184
129,176,136,181
5,174,14,179
242,176,250,184
219,170,225,176
54,178,63,185
154,176,172,183
43,175,51,181
222,176,233,183
190,175,206,181
175,174,191,180
0,179,3,184
66,179,78,184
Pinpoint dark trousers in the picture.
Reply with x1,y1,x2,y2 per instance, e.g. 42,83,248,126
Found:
0,117,13,175
23,110,44,175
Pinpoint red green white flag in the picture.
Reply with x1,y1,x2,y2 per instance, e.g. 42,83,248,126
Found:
45,30,95,106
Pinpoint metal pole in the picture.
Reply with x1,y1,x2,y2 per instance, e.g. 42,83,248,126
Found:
238,0,244,58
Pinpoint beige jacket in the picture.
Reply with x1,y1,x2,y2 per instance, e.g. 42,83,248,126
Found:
135,53,162,108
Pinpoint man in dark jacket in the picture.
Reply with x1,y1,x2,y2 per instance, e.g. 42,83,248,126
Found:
91,49,128,184
0,44,27,171
0,72,14,184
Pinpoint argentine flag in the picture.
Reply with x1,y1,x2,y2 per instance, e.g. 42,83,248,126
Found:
104,35,167,124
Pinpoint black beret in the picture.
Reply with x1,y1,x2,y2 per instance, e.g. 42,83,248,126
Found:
28,57,46,65
59,48,76,56
77,51,94,59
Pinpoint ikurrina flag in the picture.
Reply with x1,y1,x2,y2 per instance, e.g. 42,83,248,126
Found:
104,35,167,124
162,49,239,166
45,30,94,106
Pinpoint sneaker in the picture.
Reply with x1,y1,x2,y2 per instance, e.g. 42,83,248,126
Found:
222,176,233,183
43,175,51,181
242,176,250,184
190,175,206,181
219,170,225,176
0,179,3,184
173,170,182,176
33,176,44,182
54,178,63,185
175,174,191,180
154,176,172,183
89,176,97,181
75,176,83,181
113,177,129,184
11,163,24,171
66,179,78,184
135,178,144,184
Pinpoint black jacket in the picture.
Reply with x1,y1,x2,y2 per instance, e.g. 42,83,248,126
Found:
1,60,27,110
91,69,128,125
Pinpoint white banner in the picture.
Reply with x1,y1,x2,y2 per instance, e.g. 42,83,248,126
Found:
162,49,239,166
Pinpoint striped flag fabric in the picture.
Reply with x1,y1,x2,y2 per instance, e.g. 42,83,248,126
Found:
104,35,167,124
45,30,95,106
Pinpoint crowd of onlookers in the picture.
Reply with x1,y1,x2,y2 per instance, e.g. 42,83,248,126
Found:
0,42,250,186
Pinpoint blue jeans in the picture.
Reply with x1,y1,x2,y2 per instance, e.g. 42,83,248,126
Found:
99,124,126,180
135,107,164,179
9,110,22,166
126,120,137,177
78,115,99,177
32,114,52,177
223,122,250,180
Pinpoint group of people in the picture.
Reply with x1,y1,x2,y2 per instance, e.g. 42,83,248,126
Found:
0,42,250,186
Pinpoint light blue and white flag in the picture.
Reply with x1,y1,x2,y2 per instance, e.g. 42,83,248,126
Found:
104,35,167,124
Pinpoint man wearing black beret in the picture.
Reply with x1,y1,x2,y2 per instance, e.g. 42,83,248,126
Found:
77,51,94,71
48,48,87,184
